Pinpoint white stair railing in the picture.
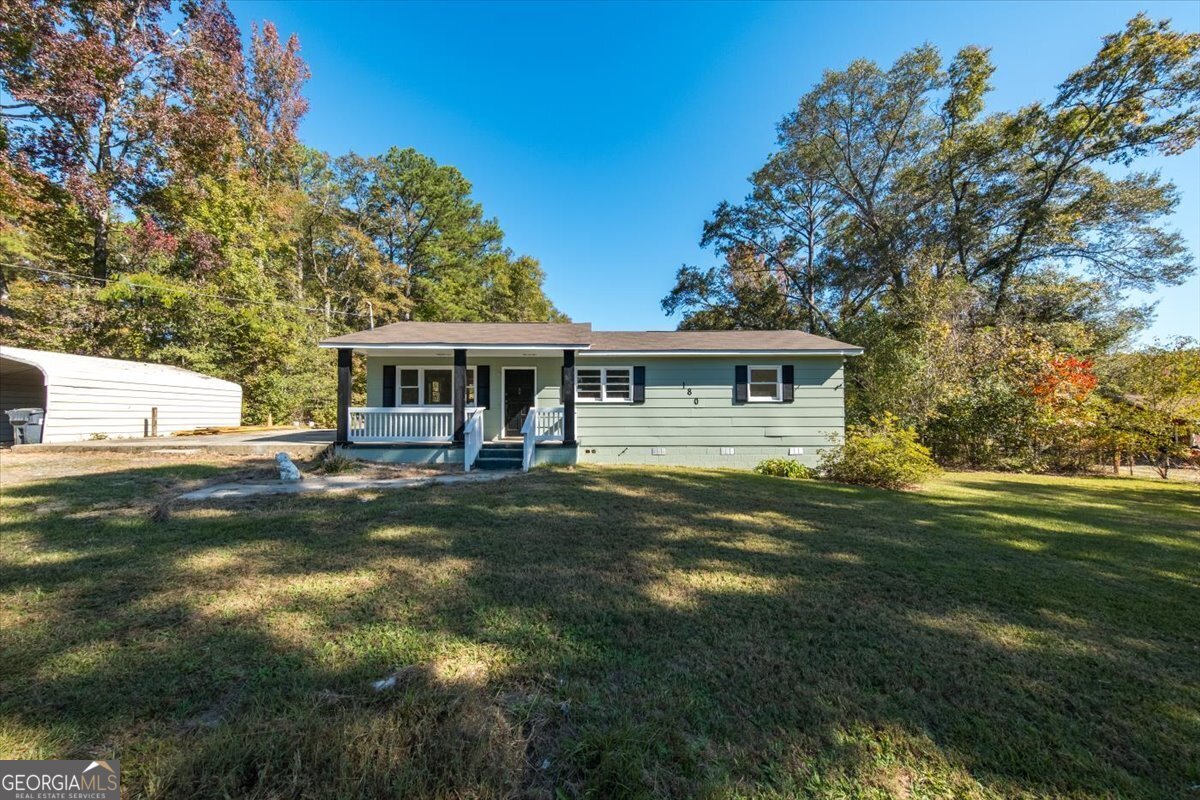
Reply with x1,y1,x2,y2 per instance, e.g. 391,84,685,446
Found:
521,410,535,472
520,406,565,471
463,408,484,471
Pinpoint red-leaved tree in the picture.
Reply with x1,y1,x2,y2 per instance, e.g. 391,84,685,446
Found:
243,21,309,183
0,0,180,280
0,0,253,280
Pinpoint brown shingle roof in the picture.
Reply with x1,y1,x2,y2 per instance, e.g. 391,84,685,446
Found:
319,322,862,353
586,330,861,353
320,321,593,348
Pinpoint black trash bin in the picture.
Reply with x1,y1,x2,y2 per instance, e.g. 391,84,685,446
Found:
5,407,45,444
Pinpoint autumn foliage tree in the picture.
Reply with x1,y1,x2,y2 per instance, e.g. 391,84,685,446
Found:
0,0,563,424
243,22,309,183
1026,356,1101,470
0,0,182,279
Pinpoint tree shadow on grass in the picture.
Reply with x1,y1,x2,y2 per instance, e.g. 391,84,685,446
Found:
1,464,1197,798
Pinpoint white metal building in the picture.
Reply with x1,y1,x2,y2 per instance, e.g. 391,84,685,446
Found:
0,346,242,444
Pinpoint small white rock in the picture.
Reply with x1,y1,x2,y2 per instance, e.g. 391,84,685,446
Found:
372,675,397,691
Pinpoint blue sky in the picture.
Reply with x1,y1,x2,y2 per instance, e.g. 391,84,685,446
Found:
232,0,1200,341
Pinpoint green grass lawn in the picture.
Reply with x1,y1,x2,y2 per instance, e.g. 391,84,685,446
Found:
1,456,1197,799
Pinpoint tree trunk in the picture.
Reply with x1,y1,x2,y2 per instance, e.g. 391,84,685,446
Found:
295,241,305,302
91,212,110,281
805,234,816,334
93,100,113,282
1156,454,1170,480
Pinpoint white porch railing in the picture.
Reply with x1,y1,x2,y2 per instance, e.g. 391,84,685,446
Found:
521,406,565,471
463,408,484,471
348,407,454,442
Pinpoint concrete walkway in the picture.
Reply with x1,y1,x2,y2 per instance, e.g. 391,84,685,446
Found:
177,469,515,501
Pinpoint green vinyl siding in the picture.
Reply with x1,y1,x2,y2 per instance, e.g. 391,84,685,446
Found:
575,355,845,468
360,353,847,469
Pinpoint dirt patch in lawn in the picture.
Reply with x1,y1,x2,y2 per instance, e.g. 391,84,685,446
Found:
0,448,450,510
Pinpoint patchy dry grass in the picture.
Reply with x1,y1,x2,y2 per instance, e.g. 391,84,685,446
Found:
0,450,1197,798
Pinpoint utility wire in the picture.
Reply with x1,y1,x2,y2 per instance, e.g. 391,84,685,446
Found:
0,261,373,320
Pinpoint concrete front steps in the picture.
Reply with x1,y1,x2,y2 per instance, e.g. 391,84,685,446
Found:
474,441,523,471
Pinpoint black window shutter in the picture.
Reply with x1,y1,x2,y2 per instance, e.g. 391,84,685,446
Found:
382,365,396,407
477,365,490,408
632,366,646,403
734,365,748,404
782,364,795,402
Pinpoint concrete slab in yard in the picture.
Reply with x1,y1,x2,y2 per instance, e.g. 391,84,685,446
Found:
177,470,516,501
17,428,334,458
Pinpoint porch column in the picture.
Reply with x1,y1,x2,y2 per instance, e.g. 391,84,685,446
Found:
562,349,576,445
335,348,352,445
453,348,467,445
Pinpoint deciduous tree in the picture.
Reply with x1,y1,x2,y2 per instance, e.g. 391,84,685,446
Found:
1100,337,1200,477
1,0,179,279
666,15,1199,336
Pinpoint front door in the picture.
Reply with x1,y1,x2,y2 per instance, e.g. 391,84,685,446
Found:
503,369,536,437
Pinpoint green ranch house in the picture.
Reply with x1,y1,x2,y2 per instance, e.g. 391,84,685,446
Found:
320,322,862,471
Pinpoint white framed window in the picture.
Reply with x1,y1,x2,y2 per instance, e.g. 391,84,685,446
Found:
748,365,782,402
399,368,420,405
577,367,633,403
395,366,476,406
